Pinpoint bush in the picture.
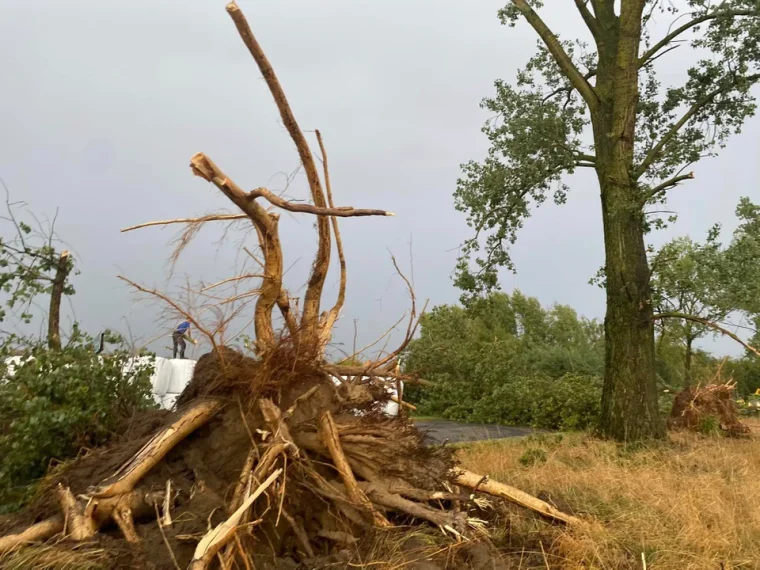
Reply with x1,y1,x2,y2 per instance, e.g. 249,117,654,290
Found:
0,329,156,511
470,374,602,431
518,447,548,467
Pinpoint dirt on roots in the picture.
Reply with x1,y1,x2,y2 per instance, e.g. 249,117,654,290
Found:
0,348,511,570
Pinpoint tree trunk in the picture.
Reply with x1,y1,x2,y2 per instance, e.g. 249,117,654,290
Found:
684,333,693,388
597,183,664,440
592,4,664,441
47,250,71,351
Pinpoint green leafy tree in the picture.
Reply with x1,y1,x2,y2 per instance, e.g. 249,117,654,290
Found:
722,198,760,317
404,291,604,427
650,234,728,385
0,184,77,349
455,1,760,440
0,328,156,512
650,198,760,385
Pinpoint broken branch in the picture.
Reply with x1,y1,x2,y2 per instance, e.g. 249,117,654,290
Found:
189,468,282,570
249,187,393,218
454,469,580,525
92,399,223,498
120,214,247,233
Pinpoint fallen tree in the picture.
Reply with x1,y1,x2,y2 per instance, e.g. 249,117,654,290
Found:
0,2,581,567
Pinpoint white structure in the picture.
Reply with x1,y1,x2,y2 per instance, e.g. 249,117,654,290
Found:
2,354,194,410
132,356,197,409
3,355,402,416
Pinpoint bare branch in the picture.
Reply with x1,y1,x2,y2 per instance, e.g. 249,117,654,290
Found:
117,275,220,355
200,274,265,293
315,130,346,351
249,187,394,218
652,312,760,358
639,8,760,69
190,153,283,352
225,1,331,346
511,0,599,111
120,214,247,233
641,171,695,203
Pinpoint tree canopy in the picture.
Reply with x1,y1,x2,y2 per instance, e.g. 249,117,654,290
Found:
455,0,760,440
404,291,604,430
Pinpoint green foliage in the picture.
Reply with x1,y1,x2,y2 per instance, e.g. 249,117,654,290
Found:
0,328,156,511
472,373,602,431
404,291,603,430
699,414,721,436
726,356,760,398
518,447,547,467
648,199,760,385
455,3,760,297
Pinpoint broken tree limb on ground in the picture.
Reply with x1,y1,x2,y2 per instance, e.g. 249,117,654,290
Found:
454,469,581,525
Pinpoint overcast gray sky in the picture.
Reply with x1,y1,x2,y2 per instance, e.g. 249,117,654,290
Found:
1,0,757,359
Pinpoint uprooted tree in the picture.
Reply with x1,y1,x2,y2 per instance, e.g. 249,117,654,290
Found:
0,3,580,568
455,1,760,440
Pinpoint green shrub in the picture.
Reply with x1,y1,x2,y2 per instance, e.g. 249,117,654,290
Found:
0,329,156,511
470,374,602,431
699,414,721,436
518,447,548,467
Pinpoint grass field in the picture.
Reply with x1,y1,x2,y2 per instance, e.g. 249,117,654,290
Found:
457,420,760,569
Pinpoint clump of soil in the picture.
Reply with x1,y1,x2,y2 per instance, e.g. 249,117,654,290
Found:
1,347,469,570
668,383,750,437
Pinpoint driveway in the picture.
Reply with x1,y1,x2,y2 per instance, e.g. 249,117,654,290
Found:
413,419,536,444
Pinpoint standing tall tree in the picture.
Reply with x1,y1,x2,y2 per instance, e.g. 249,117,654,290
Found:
455,1,760,440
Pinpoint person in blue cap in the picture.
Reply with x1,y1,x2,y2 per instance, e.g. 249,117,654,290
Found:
172,320,197,359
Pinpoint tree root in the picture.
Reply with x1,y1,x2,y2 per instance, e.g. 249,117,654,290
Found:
92,399,223,498
318,411,391,527
188,468,282,570
0,517,63,555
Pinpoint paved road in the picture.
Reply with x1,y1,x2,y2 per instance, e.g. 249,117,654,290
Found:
413,419,536,444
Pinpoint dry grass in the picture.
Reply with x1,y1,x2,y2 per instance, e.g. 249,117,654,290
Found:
0,543,111,570
457,419,760,569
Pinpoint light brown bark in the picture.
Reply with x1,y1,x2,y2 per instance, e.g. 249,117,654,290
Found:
454,469,580,525
92,399,223,498
0,517,62,554
318,412,391,527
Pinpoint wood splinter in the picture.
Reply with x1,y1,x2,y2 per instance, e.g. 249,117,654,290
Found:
318,411,391,528
188,468,282,570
